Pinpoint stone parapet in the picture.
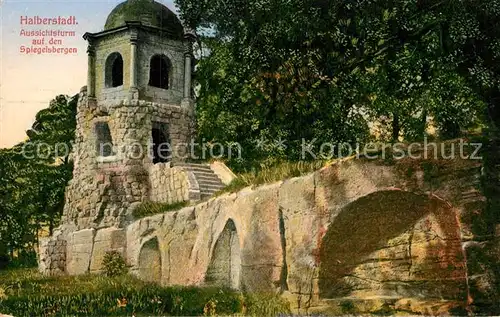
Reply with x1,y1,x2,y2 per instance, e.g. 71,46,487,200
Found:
210,161,237,185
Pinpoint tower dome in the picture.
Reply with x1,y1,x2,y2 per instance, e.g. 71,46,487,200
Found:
104,0,184,36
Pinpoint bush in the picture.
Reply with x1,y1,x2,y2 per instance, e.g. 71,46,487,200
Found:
243,293,291,316
0,254,9,270
101,251,127,277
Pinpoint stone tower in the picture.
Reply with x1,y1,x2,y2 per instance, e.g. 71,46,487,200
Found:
61,0,198,230
39,0,231,276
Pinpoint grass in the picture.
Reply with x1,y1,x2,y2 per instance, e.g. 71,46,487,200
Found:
218,160,329,195
132,201,189,219
0,268,291,316
0,269,148,298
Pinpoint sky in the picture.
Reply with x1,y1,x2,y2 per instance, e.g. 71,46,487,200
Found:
0,0,177,148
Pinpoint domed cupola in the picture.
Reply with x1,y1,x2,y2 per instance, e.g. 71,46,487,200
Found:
104,0,184,39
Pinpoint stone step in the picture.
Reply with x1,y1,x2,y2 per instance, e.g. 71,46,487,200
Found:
175,163,211,168
174,163,226,200
200,186,223,193
194,174,222,183
200,192,220,197
193,173,222,181
189,170,217,176
191,170,218,176
190,169,217,175
198,179,225,186
187,168,214,173
180,165,214,172
194,174,221,182
174,162,213,169
201,182,223,189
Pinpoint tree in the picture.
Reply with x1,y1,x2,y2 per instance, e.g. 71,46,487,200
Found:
175,0,500,310
176,0,488,165
0,94,77,268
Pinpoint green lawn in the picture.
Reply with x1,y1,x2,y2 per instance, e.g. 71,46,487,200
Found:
0,269,289,316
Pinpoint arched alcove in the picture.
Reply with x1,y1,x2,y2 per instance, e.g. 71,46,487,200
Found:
149,54,171,89
94,121,113,157
206,219,241,289
318,190,466,301
138,237,162,283
105,52,123,88
151,121,171,164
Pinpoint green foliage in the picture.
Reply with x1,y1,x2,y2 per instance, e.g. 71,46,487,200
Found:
175,0,496,172
0,94,77,267
203,298,218,316
101,251,128,277
340,300,357,314
0,269,283,317
243,293,291,317
132,201,190,219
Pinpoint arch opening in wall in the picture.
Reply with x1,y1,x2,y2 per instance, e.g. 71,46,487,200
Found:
318,190,466,301
151,121,171,164
95,121,113,157
205,219,241,290
105,52,123,88
149,54,171,89
138,237,162,283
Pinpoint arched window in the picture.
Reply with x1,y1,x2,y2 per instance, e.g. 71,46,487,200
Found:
149,55,170,89
95,121,113,157
105,52,123,88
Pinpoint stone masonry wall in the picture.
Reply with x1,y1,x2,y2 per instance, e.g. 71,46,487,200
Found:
61,88,195,230
149,163,189,204
38,229,68,275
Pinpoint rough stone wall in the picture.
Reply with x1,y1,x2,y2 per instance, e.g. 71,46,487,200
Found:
61,88,195,230
149,164,189,204
63,227,127,275
41,142,493,314
89,227,126,273
66,229,96,275
119,156,485,314
38,230,67,275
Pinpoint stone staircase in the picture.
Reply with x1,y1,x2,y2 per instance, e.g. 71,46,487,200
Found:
175,163,226,200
